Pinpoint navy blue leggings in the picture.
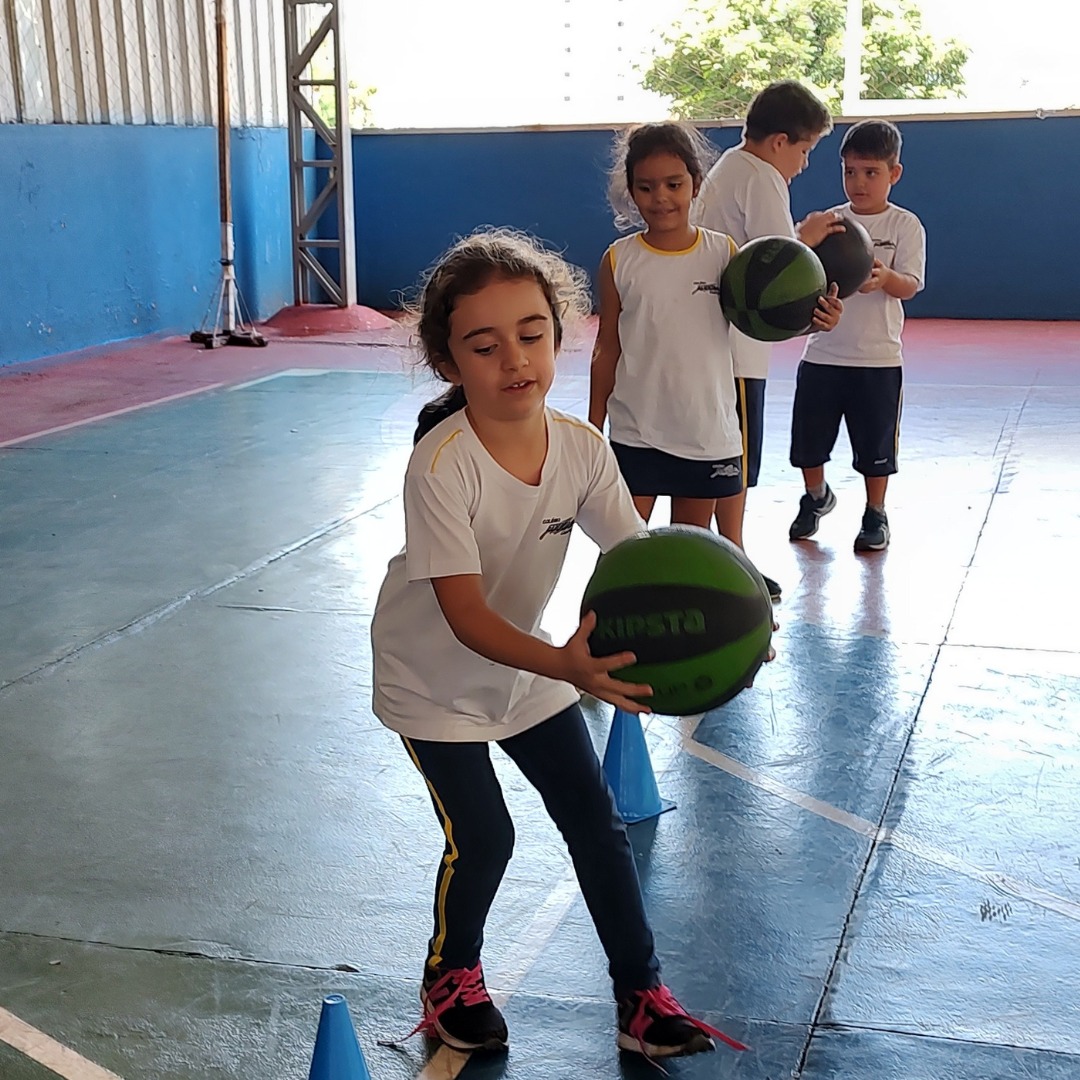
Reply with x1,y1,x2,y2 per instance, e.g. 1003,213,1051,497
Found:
403,703,661,1000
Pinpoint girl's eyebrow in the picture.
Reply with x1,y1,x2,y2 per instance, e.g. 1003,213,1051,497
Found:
461,314,549,342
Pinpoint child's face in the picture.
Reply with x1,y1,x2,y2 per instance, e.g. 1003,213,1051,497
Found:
442,277,557,424
773,133,822,182
630,152,698,236
842,155,902,214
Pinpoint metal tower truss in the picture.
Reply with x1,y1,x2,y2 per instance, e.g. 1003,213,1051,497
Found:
284,0,356,306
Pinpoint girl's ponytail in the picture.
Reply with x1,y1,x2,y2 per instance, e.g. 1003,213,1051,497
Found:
414,384,467,443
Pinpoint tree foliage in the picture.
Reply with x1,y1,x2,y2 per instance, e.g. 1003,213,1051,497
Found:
641,0,969,119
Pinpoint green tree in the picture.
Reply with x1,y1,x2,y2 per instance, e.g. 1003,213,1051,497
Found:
641,0,969,119
313,79,378,130
308,53,378,130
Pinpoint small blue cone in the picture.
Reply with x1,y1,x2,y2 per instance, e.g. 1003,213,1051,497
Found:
308,994,372,1080
602,708,675,824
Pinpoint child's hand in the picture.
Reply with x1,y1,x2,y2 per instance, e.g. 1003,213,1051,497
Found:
812,284,843,331
560,611,653,713
858,259,887,293
797,211,845,248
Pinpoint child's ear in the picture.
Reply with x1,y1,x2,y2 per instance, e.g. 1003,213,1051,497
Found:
435,358,462,386
890,162,904,184
772,133,791,154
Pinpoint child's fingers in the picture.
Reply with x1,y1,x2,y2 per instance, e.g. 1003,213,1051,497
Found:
599,650,637,673
607,677,652,700
607,694,652,714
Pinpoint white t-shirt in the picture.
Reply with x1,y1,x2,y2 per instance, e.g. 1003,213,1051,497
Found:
802,202,926,368
371,407,644,742
607,228,742,461
695,147,796,380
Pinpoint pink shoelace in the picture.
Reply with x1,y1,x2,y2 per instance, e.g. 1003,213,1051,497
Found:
408,963,492,1040
627,984,748,1053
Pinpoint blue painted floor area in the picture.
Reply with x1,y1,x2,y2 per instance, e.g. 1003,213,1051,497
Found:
1,355,1079,1079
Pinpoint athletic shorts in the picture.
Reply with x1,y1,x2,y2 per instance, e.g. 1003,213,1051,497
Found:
611,443,743,499
790,362,903,477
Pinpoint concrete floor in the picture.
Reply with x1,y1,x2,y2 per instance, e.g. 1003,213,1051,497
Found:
1,321,1079,1079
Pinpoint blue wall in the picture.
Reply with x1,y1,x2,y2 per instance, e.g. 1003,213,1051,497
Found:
0,125,293,368
2,114,1075,370
353,115,1080,320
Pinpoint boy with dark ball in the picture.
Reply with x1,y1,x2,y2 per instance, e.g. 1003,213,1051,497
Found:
788,119,927,553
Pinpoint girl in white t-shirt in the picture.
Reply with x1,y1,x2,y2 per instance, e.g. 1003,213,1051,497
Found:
371,230,745,1061
590,122,747,538
590,121,842,566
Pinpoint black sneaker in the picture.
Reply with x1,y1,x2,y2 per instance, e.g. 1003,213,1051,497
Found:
415,963,508,1051
789,485,837,541
854,507,890,552
762,574,782,602
617,985,747,1059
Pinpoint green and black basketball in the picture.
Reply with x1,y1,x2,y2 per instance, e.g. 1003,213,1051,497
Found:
582,526,773,716
720,236,827,342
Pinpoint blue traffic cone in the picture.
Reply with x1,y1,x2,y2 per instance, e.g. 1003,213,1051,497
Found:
308,994,372,1080
602,708,675,824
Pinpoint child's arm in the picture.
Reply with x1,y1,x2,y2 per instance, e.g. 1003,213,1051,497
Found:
576,436,646,553
431,575,652,713
859,262,920,300
861,214,926,300
739,171,800,240
588,252,622,431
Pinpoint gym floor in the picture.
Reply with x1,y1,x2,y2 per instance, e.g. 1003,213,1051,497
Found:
1,318,1078,1079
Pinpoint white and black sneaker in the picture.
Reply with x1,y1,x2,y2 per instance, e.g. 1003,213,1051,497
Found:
854,507,890,552
789,485,837,541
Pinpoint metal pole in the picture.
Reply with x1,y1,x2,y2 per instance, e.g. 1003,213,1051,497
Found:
189,0,265,348
215,0,236,334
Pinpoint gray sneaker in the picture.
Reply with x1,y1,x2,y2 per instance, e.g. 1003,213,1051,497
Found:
789,486,837,541
854,507,890,552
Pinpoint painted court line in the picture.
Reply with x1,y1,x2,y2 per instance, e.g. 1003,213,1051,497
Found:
0,384,228,449
677,715,1080,924
226,368,337,390
408,711,1080,1080
0,1006,123,1079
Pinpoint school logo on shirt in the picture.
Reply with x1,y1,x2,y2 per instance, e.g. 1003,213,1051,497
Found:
540,516,575,539
872,239,896,250
692,280,722,296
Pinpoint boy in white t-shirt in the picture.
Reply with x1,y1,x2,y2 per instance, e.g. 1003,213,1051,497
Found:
788,119,926,552
695,81,844,601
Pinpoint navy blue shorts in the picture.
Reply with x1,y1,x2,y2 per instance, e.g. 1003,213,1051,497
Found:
611,442,743,499
735,377,766,488
790,362,903,477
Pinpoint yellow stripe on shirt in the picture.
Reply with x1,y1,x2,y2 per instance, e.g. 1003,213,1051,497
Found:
429,428,464,474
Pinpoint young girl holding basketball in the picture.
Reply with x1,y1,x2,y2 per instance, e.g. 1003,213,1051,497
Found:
589,122,842,541
371,229,746,1061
